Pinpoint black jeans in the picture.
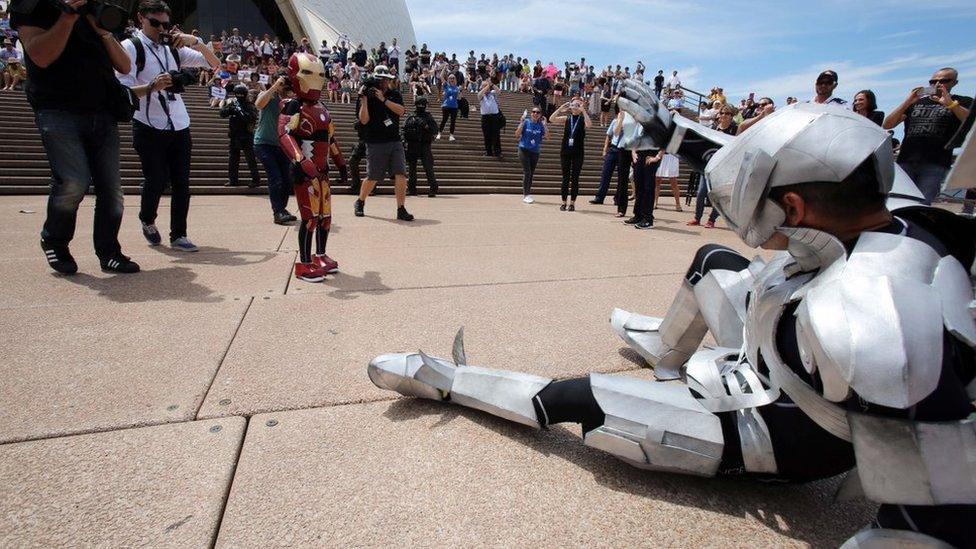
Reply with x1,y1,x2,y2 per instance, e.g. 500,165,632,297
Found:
439,107,458,134
349,140,367,189
36,110,123,259
560,151,584,202
632,150,658,223
594,146,619,202
132,121,192,241
407,143,437,194
481,113,503,156
254,143,291,215
228,133,261,187
518,148,539,195
612,149,633,215
693,174,720,224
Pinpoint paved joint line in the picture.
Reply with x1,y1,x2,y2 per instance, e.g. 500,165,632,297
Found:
208,415,249,549
274,224,291,253
195,296,255,420
281,251,297,295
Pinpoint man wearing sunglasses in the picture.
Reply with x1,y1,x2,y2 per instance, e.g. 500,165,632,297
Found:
116,0,219,253
884,67,972,204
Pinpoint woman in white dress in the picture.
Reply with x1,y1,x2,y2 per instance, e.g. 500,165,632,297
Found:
654,153,682,211
589,81,603,120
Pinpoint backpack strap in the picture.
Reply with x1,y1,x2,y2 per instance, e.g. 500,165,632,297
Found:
131,35,181,76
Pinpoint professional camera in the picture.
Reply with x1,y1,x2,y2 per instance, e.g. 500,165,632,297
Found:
11,0,127,33
359,76,381,97
165,69,195,94
276,69,291,92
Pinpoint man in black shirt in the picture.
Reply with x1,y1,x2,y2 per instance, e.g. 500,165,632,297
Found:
653,70,664,98
419,43,430,71
12,0,139,274
884,67,972,203
354,65,413,221
403,96,438,197
220,84,260,188
351,42,366,68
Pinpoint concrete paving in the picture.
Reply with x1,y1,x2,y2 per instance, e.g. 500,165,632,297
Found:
0,417,245,548
0,194,867,547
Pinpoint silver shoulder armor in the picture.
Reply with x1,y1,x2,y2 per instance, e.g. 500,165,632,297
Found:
840,528,954,549
793,232,976,409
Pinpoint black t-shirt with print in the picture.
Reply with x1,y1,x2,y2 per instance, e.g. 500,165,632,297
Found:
11,1,114,113
360,87,403,143
899,95,973,167
653,74,664,89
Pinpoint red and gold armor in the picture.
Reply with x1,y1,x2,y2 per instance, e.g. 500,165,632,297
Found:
278,53,347,282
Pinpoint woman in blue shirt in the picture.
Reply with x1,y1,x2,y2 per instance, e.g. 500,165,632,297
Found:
437,74,462,141
515,107,549,203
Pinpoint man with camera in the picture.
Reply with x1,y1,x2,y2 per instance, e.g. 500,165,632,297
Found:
117,0,219,252
403,96,438,197
12,0,139,274
220,83,260,189
354,64,413,221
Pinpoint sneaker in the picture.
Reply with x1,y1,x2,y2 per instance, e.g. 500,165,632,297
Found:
624,216,641,224
568,204,575,212
274,211,297,225
354,199,365,217
704,221,716,229
589,199,604,205
294,262,326,283
397,206,414,222
635,221,654,230
40,240,78,275
100,253,140,273
435,133,442,140
224,181,239,187
314,254,339,274
522,195,535,204
170,237,199,252
142,222,161,246
560,204,567,211
448,135,456,142
686,219,701,226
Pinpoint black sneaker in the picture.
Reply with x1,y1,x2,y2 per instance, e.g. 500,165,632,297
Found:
624,216,641,224
407,188,418,196
100,253,140,274
589,199,603,205
354,199,365,217
635,221,654,230
41,240,78,275
141,222,162,246
397,206,414,221
273,211,297,225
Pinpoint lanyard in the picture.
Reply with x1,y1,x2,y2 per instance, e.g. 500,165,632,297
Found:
142,35,175,130
568,115,580,140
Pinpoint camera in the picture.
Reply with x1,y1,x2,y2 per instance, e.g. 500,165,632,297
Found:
165,69,195,94
276,69,291,92
359,76,381,97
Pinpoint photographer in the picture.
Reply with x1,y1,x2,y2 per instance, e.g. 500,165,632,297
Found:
478,76,503,157
12,0,139,274
353,64,413,221
220,83,260,188
403,96,438,197
117,0,219,252
253,73,296,224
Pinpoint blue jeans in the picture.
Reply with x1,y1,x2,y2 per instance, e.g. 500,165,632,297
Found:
593,146,619,202
898,160,948,205
694,175,720,223
254,143,291,215
36,110,123,259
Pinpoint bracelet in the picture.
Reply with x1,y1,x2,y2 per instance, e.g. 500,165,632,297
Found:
947,100,960,110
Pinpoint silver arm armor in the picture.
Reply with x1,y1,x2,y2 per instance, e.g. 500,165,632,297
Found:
840,528,955,549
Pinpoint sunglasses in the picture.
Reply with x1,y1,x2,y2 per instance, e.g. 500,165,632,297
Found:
531,110,541,114
147,17,173,30
929,78,953,85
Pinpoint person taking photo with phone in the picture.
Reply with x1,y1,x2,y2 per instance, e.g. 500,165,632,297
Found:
883,67,971,204
549,94,592,211
117,0,219,252
12,0,140,274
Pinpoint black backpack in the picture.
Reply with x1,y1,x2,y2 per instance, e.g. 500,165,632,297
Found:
402,114,423,143
130,36,181,76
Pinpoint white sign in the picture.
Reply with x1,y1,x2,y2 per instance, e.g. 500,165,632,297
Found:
259,74,270,85
238,70,252,82
211,86,226,100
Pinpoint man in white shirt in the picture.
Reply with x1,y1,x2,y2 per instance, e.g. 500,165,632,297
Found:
667,70,680,91
117,0,219,252
810,69,848,107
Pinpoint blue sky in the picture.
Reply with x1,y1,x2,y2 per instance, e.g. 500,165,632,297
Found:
404,0,976,117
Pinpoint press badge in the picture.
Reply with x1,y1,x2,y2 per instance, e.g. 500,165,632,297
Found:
384,118,393,127
567,138,574,147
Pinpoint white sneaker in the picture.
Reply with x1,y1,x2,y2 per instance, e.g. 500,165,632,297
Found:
448,135,456,142
435,133,442,140
522,195,534,204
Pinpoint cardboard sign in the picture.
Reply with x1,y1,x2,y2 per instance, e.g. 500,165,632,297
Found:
211,86,226,99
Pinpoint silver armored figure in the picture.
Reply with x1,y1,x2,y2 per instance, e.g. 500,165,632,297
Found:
368,82,976,547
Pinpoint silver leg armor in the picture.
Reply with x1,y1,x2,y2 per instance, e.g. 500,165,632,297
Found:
610,257,762,380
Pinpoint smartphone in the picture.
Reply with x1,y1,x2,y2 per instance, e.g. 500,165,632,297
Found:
160,32,173,46
917,86,937,97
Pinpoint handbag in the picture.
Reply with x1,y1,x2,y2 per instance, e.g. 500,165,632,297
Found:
105,74,138,123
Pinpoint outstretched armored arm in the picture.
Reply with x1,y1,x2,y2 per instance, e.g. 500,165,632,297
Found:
617,79,732,172
278,100,318,181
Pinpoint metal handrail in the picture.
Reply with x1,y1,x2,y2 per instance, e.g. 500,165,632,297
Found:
677,84,709,115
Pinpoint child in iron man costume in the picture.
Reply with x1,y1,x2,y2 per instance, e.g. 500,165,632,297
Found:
278,53,348,283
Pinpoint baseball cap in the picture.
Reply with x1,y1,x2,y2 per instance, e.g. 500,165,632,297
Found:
817,70,838,84
372,65,396,79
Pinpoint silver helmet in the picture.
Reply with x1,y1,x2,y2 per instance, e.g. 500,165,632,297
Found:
704,103,895,248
